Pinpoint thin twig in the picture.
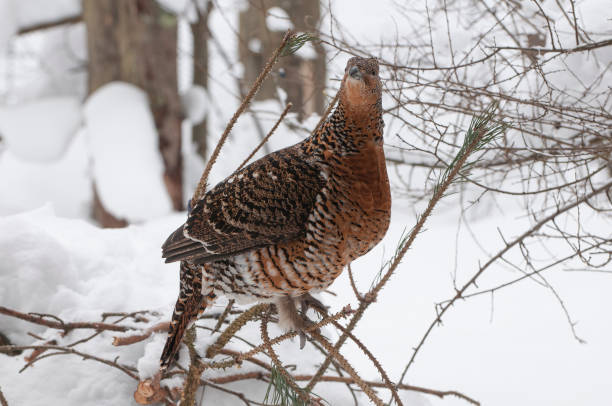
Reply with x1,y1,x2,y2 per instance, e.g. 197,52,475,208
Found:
113,322,170,346
204,372,479,405
0,386,8,406
491,38,612,54
206,303,269,358
0,306,131,333
180,327,204,406
309,330,385,406
237,102,293,171
307,110,503,392
260,309,311,404
312,92,339,135
17,14,82,35
0,345,138,379
191,30,293,206
330,320,402,406
211,299,235,334
235,306,352,363
397,179,612,383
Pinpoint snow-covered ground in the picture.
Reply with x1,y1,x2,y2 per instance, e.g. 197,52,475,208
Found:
1,0,611,405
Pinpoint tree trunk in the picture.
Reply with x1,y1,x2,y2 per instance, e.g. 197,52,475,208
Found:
239,0,326,121
190,3,212,160
83,0,183,227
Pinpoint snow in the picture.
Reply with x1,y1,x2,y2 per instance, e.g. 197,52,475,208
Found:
296,41,317,60
247,38,262,53
155,0,191,17
12,0,80,29
0,0,17,51
0,22,87,103
155,0,210,22
0,129,91,218
83,82,173,222
181,85,208,125
0,206,180,405
0,0,80,51
1,0,611,405
0,96,81,161
265,7,293,32
0,207,393,406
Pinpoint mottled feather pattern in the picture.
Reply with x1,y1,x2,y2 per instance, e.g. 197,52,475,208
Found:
188,148,326,258
160,57,391,369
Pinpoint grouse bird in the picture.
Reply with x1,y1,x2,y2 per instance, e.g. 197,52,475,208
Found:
160,56,390,370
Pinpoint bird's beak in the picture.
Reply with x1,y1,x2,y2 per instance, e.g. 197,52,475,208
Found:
349,65,362,80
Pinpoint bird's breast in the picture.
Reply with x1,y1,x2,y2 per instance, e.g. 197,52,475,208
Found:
323,139,391,260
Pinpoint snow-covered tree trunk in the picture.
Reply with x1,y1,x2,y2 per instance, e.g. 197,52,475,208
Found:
83,0,182,227
239,0,326,121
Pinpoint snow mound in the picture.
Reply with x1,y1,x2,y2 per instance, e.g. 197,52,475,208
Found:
83,82,173,222
266,7,293,31
0,206,180,342
0,129,91,218
0,208,390,405
0,207,181,405
0,96,81,162
181,85,208,125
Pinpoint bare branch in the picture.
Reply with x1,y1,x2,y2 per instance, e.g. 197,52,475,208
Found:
0,306,132,333
17,14,82,35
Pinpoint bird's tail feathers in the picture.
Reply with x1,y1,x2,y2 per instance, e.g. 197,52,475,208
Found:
160,262,215,371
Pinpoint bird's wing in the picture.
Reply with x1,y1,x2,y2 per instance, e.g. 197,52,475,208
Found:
162,147,325,264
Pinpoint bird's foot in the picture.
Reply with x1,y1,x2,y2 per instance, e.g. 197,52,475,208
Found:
298,292,329,317
274,295,322,349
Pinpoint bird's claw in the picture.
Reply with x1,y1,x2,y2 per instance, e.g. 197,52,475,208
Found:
299,293,329,316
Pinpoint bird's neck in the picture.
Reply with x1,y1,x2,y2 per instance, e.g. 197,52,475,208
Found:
309,98,384,154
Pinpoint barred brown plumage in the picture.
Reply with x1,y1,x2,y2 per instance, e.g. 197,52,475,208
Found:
160,56,391,370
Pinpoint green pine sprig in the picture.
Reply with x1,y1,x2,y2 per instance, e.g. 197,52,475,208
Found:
263,367,311,406
433,102,508,197
281,33,318,57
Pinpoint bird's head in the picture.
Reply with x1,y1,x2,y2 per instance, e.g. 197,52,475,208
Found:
340,57,382,113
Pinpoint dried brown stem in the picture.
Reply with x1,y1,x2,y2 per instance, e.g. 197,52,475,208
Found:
23,339,57,362
309,330,385,406
180,327,204,406
330,320,402,405
0,386,8,406
259,309,311,403
235,305,352,363
203,372,479,405
17,14,82,35
206,303,270,358
210,302,235,338
491,38,612,54
0,306,131,333
0,345,138,379
113,321,170,346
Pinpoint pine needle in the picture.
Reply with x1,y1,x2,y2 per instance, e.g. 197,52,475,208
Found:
281,33,318,57
433,102,508,197
263,366,310,406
